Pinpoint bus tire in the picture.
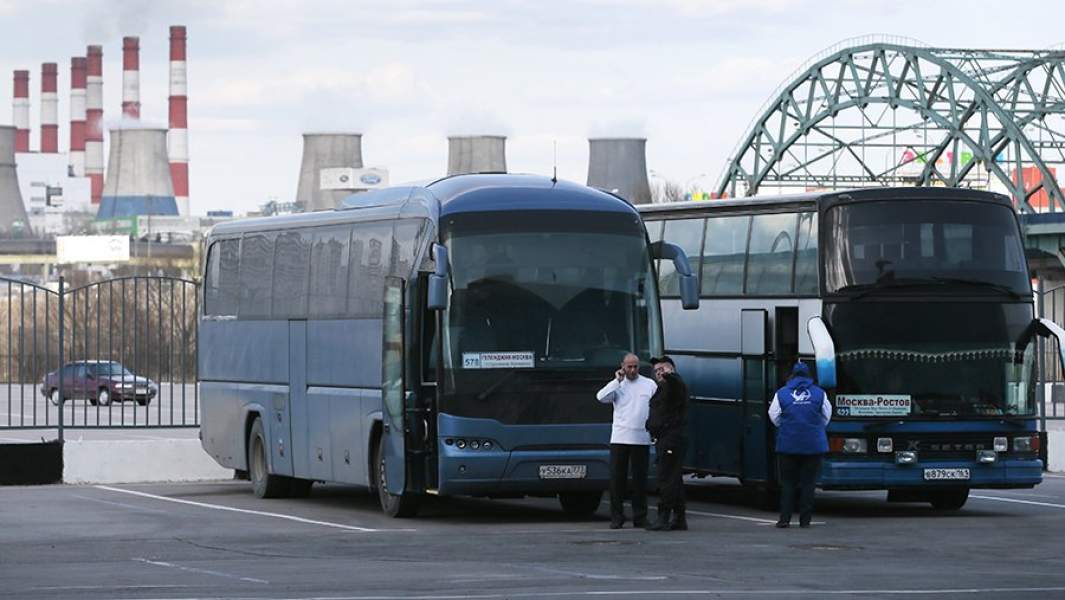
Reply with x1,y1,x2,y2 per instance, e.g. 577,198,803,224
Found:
929,488,969,511
374,434,420,518
558,491,603,516
248,418,290,499
288,478,314,498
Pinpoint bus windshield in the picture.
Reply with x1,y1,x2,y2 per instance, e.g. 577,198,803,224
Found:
824,200,1030,296
439,210,662,424
827,302,1037,418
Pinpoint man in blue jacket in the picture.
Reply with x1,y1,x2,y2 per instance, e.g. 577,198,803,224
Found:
769,362,831,528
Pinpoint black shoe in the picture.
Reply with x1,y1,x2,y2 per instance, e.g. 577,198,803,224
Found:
799,520,811,528
646,508,672,531
775,518,790,528
671,507,688,531
609,519,624,529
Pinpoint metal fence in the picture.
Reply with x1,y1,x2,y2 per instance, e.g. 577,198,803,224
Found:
0,275,198,436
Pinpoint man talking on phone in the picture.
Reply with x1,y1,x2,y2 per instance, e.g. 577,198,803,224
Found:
596,352,656,529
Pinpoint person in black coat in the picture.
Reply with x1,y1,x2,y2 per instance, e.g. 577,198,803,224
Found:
644,355,689,531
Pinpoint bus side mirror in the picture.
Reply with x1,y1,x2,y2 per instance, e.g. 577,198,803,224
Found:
807,316,837,389
1037,318,1065,374
651,241,700,310
427,243,449,311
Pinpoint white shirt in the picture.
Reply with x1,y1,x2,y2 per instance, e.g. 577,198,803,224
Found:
768,392,832,427
596,374,656,445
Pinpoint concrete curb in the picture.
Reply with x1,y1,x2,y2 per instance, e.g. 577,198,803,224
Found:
62,439,232,484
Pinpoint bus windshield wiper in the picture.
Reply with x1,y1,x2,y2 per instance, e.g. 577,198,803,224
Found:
929,277,1023,299
841,277,940,300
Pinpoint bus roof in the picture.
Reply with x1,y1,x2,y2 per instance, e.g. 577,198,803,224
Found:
637,187,1013,218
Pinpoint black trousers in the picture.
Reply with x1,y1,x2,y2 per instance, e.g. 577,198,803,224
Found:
609,443,649,523
655,441,686,511
777,453,822,523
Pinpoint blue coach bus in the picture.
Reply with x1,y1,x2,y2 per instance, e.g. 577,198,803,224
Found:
199,174,698,517
640,187,1065,510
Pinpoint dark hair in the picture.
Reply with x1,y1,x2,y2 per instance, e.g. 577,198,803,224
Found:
650,356,675,368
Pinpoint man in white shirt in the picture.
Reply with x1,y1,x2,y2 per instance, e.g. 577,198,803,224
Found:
596,352,657,529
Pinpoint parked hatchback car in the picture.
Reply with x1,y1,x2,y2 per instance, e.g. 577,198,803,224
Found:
41,360,158,406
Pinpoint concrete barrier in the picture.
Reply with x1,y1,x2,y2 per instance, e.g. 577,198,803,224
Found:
63,439,232,484
1049,431,1065,473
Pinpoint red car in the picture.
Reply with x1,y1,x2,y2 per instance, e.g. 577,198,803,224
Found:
41,360,158,406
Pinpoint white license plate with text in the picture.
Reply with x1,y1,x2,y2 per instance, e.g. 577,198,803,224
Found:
539,465,587,480
923,468,970,481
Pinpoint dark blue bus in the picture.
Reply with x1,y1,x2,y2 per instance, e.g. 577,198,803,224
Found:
199,174,698,517
640,187,1065,510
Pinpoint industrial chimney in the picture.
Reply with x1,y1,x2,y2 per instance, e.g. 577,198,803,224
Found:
295,133,363,211
122,36,140,119
40,63,59,153
586,137,652,205
97,127,178,220
69,56,87,176
168,25,189,216
446,135,506,176
12,70,29,153
0,126,31,236
85,45,104,205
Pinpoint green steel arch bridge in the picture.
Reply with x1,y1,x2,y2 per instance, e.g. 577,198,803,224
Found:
716,35,1065,271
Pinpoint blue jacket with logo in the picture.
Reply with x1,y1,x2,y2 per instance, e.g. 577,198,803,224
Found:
774,375,829,455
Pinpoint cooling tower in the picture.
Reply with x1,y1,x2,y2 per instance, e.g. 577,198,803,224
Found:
295,133,363,211
586,137,652,205
447,135,506,175
0,126,31,236
97,127,178,220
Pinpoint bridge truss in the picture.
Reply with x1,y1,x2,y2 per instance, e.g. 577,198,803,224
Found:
717,36,1065,212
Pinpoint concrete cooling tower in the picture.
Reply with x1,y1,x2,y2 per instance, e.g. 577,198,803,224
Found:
0,126,31,236
97,128,178,219
295,133,363,212
587,137,652,205
447,135,506,176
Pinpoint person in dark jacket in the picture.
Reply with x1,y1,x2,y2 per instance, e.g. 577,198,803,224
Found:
769,362,831,528
645,355,689,531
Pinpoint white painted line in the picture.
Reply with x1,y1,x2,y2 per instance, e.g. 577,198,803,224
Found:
95,485,415,533
1043,473,1065,479
971,494,1065,509
606,501,817,526
134,557,269,584
528,565,667,581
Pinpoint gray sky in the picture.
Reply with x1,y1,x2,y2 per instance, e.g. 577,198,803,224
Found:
2,0,1063,214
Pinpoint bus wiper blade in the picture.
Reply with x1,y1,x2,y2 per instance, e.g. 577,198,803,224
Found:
843,278,939,300
929,277,1023,299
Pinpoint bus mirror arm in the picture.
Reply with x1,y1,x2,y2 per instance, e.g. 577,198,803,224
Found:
427,243,449,311
1036,318,1065,374
806,316,837,389
650,241,700,310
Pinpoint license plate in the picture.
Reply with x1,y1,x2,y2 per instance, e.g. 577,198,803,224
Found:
923,468,970,481
539,464,587,480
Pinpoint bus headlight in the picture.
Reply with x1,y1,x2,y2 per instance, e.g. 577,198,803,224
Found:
877,438,893,453
1013,436,1038,453
843,438,867,454
895,450,917,465
977,450,997,464
456,439,467,449
993,437,1008,452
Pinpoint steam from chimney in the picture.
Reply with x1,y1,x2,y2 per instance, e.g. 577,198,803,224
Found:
85,45,105,205
12,70,30,153
69,56,87,175
168,25,189,216
40,63,59,153
122,36,140,119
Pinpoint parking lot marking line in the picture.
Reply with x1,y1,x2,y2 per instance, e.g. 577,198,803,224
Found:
134,557,269,584
604,501,807,526
72,494,172,514
971,495,1065,509
527,565,668,581
1043,474,1065,479
96,485,416,533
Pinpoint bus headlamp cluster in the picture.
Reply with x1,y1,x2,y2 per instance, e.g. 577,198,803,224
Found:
1013,435,1039,453
829,437,867,454
444,438,494,451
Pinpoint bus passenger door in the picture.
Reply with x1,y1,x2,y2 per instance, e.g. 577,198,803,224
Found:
741,309,772,484
381,276,407,495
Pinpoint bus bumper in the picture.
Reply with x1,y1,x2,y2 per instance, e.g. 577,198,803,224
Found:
820,458,1043,490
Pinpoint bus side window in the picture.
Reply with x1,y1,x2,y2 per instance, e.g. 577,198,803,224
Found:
391,220,424,279
659,218,705,296
794,212,818,295
349,222,393,317
646,220,664,276
702,215,750,296
205,238,240,316
746,213,797,295
272,230,312,319
309,226,351,318
239,232,276,318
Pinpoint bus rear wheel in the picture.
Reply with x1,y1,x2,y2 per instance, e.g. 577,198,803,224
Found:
929,488,969,511
248,418,290,499
373,434,420,518
558,491,603,516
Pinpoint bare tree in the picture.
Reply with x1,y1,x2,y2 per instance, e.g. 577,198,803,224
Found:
651,179,687,204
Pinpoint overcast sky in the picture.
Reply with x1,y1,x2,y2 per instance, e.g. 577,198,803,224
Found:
2,0,1064,214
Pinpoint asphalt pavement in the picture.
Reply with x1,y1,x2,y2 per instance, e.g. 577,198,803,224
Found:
5,475,1065,599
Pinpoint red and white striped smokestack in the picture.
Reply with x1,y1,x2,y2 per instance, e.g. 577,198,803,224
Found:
168,25,189,215
12,70,30,153
122,36,140,119
86,45,104,204
69,56,87,175
40,63,58,153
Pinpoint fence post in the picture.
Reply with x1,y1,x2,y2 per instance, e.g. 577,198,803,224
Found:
57,275,64,444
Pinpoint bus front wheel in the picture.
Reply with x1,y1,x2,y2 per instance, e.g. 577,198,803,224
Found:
929,488,969,511
248,418,290,499
558,491,603,516
373,434,421,518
